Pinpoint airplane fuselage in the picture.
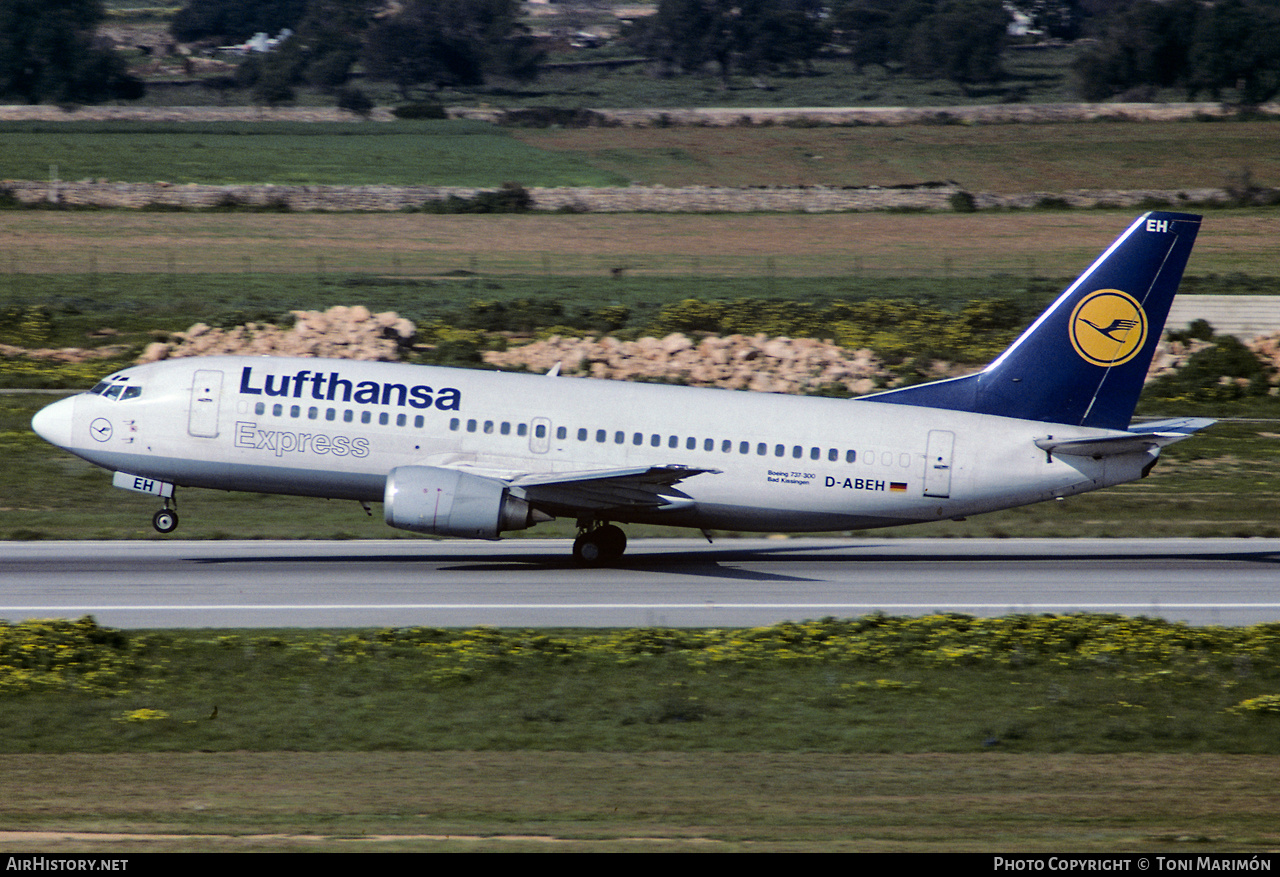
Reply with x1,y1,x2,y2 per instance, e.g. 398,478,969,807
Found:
38,354,1151,533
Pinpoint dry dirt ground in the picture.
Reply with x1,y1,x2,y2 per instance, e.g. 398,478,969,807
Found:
2,212,1272,277
1,751,1278,852
511,122,1280,192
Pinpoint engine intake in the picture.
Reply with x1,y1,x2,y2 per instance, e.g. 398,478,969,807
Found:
384,466,549,539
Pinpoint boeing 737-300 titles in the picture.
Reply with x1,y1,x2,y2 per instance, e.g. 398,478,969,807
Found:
31,212,1211,563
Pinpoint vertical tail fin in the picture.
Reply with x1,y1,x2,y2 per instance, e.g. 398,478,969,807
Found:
863,211,1201,430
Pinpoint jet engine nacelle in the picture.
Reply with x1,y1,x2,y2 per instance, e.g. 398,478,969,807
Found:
383,466,546,539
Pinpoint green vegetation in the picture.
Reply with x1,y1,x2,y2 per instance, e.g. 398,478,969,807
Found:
3,117,1278,195
0,120,628,187
1075,0,1280,104
0,0,142,105
3,614,1280,754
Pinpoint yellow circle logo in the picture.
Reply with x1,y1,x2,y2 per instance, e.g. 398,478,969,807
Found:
1069,289,1147,367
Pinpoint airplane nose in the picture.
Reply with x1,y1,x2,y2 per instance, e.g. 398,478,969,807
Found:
31,397,76,448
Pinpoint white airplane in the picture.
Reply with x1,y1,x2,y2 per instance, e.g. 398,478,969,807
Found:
32,211,1210,564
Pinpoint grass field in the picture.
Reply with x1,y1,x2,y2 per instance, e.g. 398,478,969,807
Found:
4,117,1278,192
2,752,1275,851
0,120,629,187
1,211,1276,279
513,119,1280,192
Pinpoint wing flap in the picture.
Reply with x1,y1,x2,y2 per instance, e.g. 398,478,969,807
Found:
512,465,718,513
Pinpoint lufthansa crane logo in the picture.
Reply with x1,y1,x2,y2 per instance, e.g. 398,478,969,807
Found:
1069,289,1148,367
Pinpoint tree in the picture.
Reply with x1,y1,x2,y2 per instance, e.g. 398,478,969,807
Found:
170,0,308,44
1007,0,1085,40
831,0,1008,85
360,0,541,99
904,0,1010,85
1072,0,1280,104
0,0,144,104
1189,0,1280,104
1071,0,1199,100
240,0,380,93
636,0,826,87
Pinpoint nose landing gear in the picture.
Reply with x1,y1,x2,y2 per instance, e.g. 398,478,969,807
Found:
572,522,627,566
152,497,178,534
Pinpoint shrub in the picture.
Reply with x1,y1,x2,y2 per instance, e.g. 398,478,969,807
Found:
392,103,448,120
418,182,532,214
949,191,977,213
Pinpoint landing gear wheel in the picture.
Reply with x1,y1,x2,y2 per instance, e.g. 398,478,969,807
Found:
152,509,178,534
573,532,604,565
572,525,627,566
595,524,627,559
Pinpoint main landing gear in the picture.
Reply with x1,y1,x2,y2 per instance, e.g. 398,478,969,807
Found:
152,496,178,534
573,522,627,566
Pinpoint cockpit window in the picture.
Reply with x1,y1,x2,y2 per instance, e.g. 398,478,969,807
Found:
88,381,142,401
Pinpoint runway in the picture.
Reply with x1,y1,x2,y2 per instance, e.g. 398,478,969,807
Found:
2,537,1279,628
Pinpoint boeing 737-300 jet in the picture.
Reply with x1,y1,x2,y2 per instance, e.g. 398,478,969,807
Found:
31,212,1211,564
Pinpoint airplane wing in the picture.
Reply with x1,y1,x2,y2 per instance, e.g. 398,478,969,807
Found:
1035,417,1215,458
509,465,719,514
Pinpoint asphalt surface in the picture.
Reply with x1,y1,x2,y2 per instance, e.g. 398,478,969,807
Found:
2,537,1278,628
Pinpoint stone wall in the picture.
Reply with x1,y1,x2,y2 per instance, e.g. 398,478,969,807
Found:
2,100,1272,126
1,179,1236,213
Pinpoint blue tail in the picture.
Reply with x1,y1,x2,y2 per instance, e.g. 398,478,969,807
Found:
862,211,1201,430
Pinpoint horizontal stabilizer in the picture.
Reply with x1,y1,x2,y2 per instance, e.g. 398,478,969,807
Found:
1035,417,1215,458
